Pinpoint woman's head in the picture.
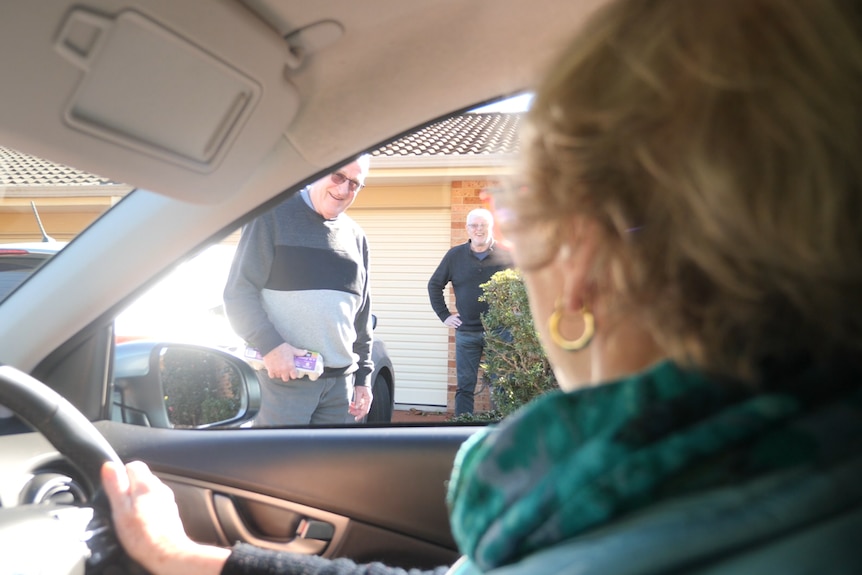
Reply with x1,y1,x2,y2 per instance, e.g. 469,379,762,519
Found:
501,0,862,382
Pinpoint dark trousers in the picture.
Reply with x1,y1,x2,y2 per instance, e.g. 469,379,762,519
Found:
455,329,485,416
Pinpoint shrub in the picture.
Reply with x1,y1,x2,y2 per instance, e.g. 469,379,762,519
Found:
479,268,557,419
447,409,502,424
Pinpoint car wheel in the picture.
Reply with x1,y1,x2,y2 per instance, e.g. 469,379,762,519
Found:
366,372,392,423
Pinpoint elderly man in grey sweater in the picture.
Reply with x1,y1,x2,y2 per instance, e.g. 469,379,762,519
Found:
224,157,374,426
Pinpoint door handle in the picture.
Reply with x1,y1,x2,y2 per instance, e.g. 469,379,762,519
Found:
213,493,332,554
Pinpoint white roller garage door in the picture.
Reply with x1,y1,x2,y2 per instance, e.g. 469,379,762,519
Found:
349,208,451,407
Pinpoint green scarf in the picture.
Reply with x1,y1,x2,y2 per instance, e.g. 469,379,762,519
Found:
446,360,862,571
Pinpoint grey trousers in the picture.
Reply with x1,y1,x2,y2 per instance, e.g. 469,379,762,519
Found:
254,371,356,427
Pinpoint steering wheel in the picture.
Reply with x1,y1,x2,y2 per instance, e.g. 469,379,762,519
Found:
0,364,144,573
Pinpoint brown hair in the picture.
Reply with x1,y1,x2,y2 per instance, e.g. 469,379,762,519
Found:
507,0,862,380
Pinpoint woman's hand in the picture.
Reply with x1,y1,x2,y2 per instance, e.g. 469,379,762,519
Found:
101,460,231,575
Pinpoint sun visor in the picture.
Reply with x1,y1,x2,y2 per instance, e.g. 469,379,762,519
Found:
0,3,301,204
56,10,261,171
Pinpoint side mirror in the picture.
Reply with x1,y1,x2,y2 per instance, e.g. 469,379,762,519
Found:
113,341,260,429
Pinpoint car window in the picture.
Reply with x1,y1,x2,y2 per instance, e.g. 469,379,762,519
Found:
0,249,53,301
115,244,240,349
0,198,68,302
1,95,534,430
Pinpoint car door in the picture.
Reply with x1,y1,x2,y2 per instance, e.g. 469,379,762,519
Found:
17,288,475,569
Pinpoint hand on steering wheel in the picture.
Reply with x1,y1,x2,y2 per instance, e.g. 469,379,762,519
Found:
0,365,145,573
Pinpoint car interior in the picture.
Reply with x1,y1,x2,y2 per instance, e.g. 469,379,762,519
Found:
0,0,607,571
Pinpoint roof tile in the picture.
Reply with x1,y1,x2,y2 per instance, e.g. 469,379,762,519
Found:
0,146,120,187
372,112,522,157
1,112,523,186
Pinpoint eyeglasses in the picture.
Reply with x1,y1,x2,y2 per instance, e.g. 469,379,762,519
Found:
330,172,364,193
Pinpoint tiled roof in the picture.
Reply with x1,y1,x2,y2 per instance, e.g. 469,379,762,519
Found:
0,146,120,187
1,112,523,186
372,112,523,158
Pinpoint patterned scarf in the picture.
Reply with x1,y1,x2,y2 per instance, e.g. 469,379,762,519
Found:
446,359,862,571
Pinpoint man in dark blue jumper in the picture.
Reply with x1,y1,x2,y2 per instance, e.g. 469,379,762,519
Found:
428,208,513,415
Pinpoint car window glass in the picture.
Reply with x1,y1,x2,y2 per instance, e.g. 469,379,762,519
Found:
3,94,539,430
115,244,240,350
0,251,55,301
0,200,69,303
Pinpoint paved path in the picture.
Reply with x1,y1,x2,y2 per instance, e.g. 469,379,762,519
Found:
391,408,450,423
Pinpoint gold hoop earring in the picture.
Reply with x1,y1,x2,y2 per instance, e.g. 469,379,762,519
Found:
548,300,595,351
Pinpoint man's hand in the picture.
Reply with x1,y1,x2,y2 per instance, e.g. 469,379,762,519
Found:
443,313,462,328
262,342,308,381
349,385,373,421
